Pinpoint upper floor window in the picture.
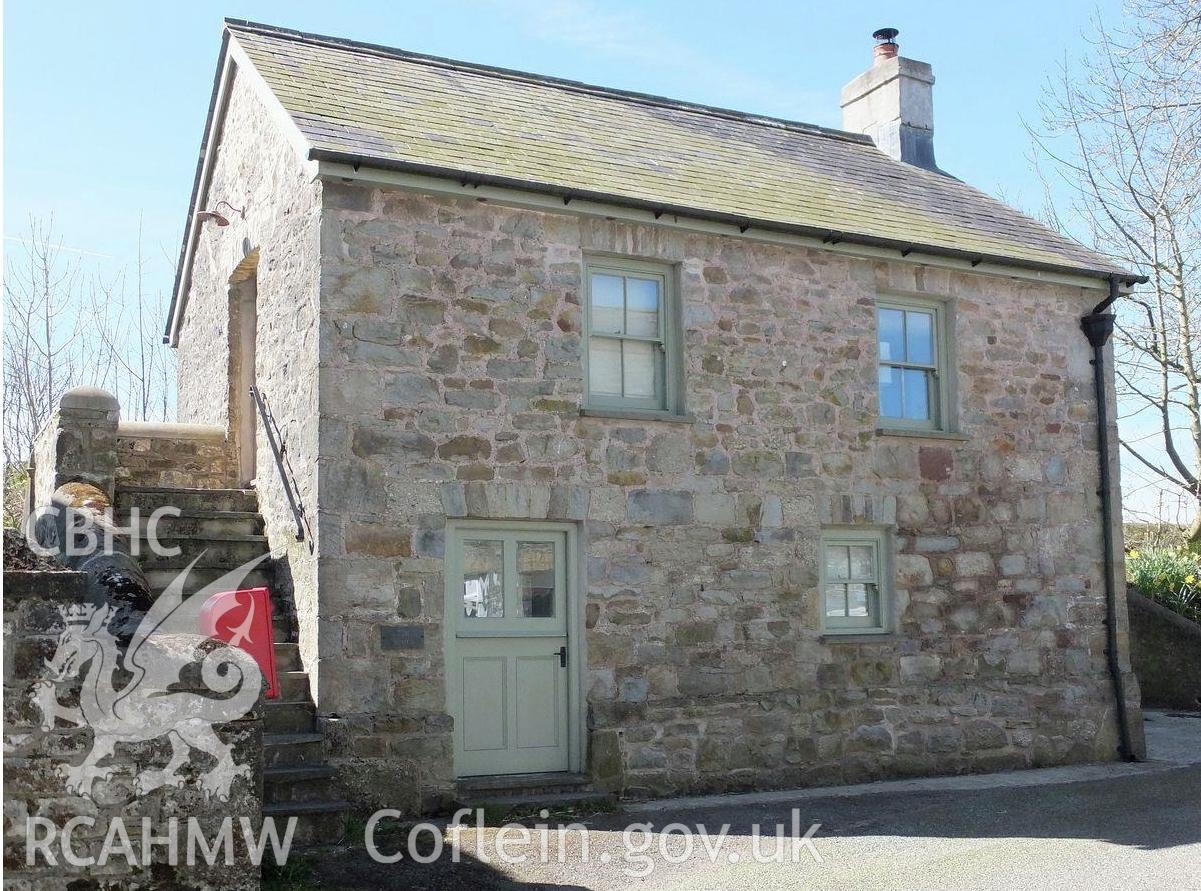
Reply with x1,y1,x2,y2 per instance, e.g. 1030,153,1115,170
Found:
877,297,950,431
583,258,681,415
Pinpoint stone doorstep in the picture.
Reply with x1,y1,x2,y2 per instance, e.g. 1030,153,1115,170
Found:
462,790,617,813
457,771,594,794
453,772,613,812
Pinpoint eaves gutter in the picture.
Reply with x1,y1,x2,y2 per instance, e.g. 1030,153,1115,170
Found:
164,30,235,346
309,147,1148,289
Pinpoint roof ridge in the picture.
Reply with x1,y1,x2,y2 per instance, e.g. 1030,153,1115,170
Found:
223,17,873,146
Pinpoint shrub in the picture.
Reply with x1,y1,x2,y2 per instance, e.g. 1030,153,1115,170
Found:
1127,547,1201,625
3,464,29,530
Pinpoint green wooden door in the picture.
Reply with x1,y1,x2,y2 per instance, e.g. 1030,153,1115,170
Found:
446,524,571,776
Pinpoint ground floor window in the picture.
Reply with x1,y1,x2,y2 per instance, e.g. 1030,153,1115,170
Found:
820,529,890,633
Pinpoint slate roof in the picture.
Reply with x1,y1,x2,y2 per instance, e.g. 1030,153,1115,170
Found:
223,21,1135,283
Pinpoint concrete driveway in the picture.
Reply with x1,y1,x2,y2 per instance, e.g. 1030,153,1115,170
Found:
300,711,1201,890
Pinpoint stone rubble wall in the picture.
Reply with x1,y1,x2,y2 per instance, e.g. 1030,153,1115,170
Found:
1128,589,1201,710
116,421,239,491
312,184,1140,809
31,388,120,508
29,388,239,509
175,67,322,680
2,569,262,890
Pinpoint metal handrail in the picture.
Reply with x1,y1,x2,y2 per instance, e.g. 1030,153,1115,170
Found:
249,386,306,541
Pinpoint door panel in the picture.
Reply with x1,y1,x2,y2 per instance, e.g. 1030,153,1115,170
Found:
448,525,572,777
515,654,561,749
461,657,507,752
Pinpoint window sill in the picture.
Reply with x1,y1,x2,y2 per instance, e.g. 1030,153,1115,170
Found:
820,631,898,644
875,427,969,442
579,408,694,424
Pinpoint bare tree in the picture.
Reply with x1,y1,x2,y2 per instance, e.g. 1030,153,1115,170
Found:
87,216,177,423
3,217,176,524
3,217,89,464
1034,0,1201,545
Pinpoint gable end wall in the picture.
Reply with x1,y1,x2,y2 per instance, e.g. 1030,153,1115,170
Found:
175,66,322,681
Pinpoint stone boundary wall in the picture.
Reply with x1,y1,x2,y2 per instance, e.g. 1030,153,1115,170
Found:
30,388,239,508
31,387,120,507
116,421,239,491
2,570,262,890
1129,589,1201,710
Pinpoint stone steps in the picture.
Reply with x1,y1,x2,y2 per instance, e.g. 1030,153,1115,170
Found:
116,483,346,846
262,709,349,845
263,765,339,803
274,643,302,672
137,535,272,571
115,510,264,538
262,800,351,847
264,700,317,735
277,670,311,702
114,485,259,515
262,652,350,844
142,565,275,595
263,732,326,767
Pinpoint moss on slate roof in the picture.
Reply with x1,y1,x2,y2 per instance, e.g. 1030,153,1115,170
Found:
227,20,1131,280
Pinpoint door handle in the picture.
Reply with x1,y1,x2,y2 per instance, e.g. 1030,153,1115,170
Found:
556,645,567,668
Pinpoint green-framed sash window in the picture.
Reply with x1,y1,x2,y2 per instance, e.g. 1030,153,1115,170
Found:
820,530,890,633
877,297,951,431
584,259,679,413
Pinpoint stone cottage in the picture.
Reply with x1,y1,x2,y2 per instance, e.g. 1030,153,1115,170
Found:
160,19,1147,814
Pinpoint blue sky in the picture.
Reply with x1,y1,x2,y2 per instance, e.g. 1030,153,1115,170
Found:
9,0,1188,522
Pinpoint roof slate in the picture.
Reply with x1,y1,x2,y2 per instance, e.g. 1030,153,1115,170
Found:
226,20,1130,280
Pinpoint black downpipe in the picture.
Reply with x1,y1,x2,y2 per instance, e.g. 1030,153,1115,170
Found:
1081,276,1136,761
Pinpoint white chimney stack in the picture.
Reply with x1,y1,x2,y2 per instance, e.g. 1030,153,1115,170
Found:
840,28,938,171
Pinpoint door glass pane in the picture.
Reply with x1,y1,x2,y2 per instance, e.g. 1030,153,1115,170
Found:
825,544,850,581
517,542,555,617
625,277,660,337
825,584,848,617
878,366,903,418
848,545,875,580
878,308,904,361
622,340,657,398
906,310,934,364
903,368,931,420
462,540,504,617
590,274,624,334
589,337,623,395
